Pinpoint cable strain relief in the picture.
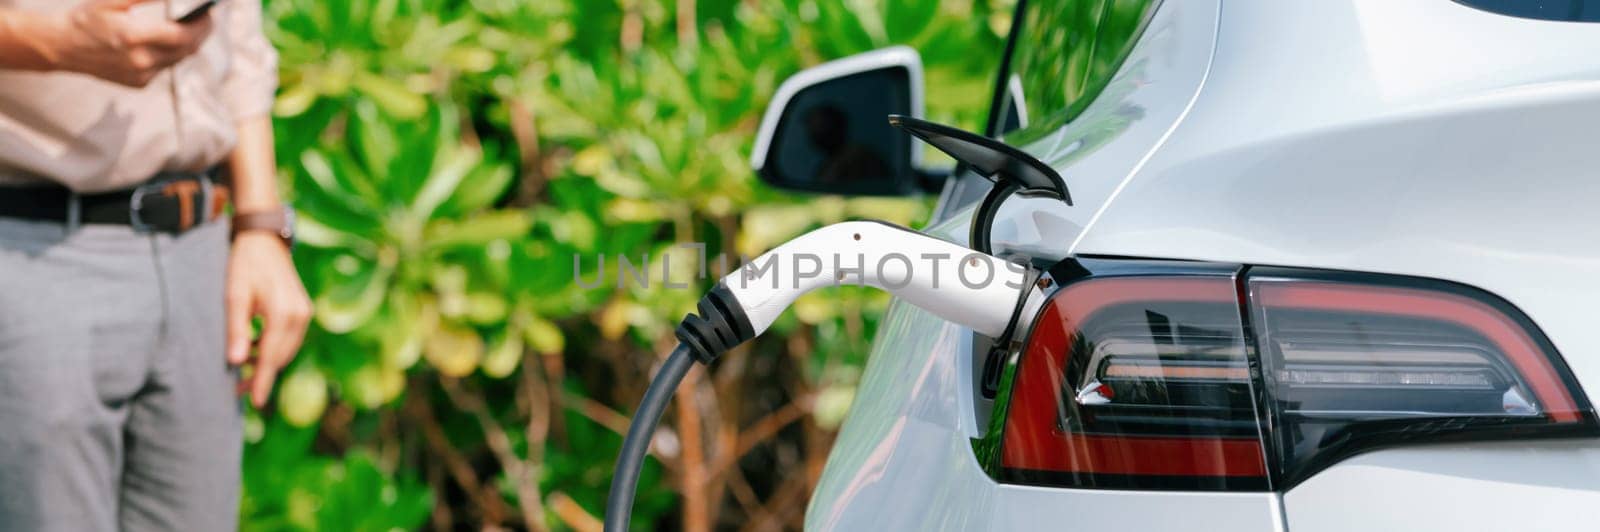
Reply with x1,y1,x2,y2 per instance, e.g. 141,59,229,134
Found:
981,263,1041,398
674,282,755,365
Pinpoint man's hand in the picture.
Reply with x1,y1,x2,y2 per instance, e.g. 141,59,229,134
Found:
0,0,212,86
225,232,312,408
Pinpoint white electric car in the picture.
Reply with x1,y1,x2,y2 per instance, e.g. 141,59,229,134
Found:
747,0,1600,529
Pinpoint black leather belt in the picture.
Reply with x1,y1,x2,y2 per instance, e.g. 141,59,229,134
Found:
0,170,227,234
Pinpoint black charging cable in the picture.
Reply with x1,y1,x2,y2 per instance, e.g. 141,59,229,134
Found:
604,284,753,532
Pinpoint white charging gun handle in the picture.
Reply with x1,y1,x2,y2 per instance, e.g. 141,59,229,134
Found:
719,220,1031,339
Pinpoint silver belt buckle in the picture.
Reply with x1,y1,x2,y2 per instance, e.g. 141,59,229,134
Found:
128,173,213,234
199,176,214,224
65,192,82,233
128,179,159,233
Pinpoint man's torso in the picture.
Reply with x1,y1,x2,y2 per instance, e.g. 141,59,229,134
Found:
0,0,257,192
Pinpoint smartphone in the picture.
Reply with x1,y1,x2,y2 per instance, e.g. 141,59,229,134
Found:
175,0,219,23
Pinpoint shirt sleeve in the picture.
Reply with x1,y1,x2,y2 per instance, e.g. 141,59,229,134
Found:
222,1,279,120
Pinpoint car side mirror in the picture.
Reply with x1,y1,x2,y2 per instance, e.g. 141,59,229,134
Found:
751,46,934,196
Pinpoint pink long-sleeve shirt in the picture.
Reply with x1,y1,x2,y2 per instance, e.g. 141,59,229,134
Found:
0,0,278,192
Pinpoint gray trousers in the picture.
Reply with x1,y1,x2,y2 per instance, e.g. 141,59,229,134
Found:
0,218,239,531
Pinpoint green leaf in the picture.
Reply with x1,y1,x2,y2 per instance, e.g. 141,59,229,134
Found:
379,291,435,370
886,0,939,43
273,81,320,117
345,102,401,203
440,162,513,216
481,327,523,378
464,292,510,325
424,322,483,377
294,213,375,250
351,70,427,119
396,104,459,205
424,210,533,250
522,315,565,354
298,149,382,216
344,364,405,408
277,366,328,427
410,145,482,219
814,0,878,55
314,254,394,334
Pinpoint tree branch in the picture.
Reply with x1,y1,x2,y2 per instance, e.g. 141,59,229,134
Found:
675,366,711,532
706,393,813,481
547,491,602,532
439,376,547,531
404,386,507,524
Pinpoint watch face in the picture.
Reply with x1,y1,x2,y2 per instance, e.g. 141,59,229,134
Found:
281,206,297,239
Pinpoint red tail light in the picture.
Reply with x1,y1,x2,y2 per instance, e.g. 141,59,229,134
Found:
993,260,1597,491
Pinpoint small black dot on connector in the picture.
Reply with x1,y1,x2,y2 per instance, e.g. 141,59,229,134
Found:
852,233,861,241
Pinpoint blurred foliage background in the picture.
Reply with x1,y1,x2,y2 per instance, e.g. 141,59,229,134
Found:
249,0,1009,530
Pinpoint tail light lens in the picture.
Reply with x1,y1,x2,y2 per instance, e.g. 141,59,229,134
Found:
996,262,1596,491
1000,277,1269,490
1247,270,1591,486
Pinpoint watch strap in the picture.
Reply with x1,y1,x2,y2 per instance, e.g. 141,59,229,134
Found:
232,208,293,246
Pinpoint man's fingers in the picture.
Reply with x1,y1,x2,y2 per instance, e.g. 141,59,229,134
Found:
127,22,207,51
176,10,214,41
224,285,254,365
251,295,312,407
129,48,180,77
123,12,212,53
251,316,290,407
92,0,162,9
183,15,213,55
249,360,280,408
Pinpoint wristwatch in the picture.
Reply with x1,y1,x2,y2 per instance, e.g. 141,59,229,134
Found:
231,205,296,248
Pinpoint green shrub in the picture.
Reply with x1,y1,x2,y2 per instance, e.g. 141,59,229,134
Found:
250,0,1008,529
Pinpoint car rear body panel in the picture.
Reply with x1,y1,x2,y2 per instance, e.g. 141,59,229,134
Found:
808,0,1600,529
1284,439,1600,531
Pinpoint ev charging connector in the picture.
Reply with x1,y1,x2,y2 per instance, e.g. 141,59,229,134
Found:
604,220,1042,531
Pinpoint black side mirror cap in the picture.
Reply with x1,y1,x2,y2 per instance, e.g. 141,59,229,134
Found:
750,47,936,196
